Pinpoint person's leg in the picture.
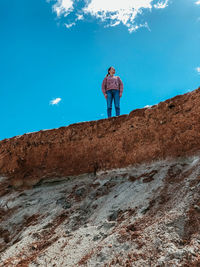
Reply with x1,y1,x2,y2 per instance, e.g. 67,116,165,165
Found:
106,90,113,118
113,89,120,116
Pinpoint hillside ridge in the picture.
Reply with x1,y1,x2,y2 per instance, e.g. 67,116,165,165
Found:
0,86,200,188
0,87,200,266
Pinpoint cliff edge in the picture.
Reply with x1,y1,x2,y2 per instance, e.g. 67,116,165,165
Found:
0,87,200,188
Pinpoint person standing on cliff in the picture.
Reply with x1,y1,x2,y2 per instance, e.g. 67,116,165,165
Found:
102,66,124,118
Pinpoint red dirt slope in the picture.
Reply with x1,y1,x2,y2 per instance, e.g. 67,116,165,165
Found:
0,87,200,187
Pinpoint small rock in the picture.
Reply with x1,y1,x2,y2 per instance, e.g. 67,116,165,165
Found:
93,235,101,241
65,230,71,235
97,225,102,230
108,210,119,221
194,205,200,212
63,202,72,209
97,252,107,262
126,223,136,232
141,206,150,214
99,232,108,238
122,244,130,250
75,187,86,197
31,244,37,250
102,222,116,229
56,198,71,209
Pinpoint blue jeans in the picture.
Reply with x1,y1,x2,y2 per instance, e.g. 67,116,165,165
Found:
106,89,120,118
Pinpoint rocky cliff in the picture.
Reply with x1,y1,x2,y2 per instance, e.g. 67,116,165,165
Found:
0,87,200,266
1,87,200,188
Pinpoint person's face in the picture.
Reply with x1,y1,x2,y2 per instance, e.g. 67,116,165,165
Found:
109,67,115,75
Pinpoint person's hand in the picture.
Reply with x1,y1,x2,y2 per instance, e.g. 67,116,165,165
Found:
120,94,122,98
105,94,107,99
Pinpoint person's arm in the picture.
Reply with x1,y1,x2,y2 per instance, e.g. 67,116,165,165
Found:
102,77,107,97
118,77,123,97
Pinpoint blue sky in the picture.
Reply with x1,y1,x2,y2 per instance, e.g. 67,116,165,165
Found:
0,0,200,140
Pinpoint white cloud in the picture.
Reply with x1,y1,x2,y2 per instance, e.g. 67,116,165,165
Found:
195,0,200,5
65,22,76,28
196,67,200,74
82,0,158,33
47,0,170,33
52,0,74,17
154,0,169,9
50,97,62,105
76,14,84,20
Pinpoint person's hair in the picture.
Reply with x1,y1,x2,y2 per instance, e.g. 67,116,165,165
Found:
106,66,114,77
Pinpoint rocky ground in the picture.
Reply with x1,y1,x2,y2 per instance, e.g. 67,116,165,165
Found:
0,154,200,266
